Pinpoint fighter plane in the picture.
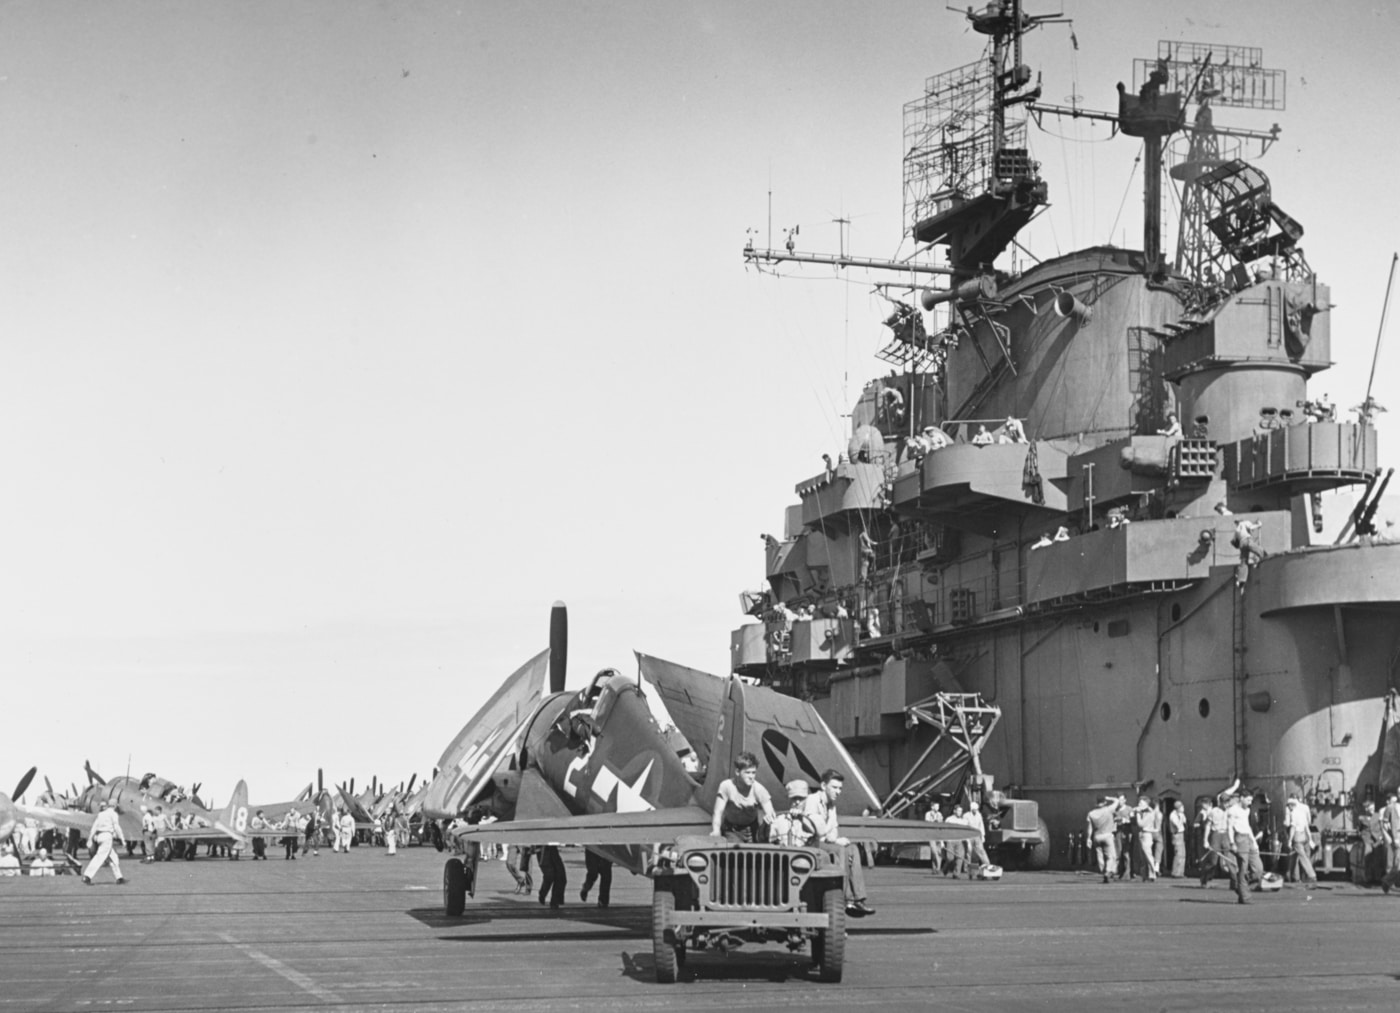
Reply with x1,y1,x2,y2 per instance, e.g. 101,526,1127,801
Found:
420,603,973,916
148,780,252,856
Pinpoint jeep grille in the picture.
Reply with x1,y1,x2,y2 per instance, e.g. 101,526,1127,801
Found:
699,849,795,910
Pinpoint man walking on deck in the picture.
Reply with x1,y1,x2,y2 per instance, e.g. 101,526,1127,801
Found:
82,801,127,885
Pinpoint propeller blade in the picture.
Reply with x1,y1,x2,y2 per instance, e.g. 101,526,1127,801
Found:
549,600,568,694
318,768,324,793
406,773,417,794
85,760,106,786
13,766,37,801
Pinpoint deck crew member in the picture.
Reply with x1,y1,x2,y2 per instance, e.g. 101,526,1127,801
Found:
29,848,56,876
1358,799,1387,885
580,850,612,908
1283,794,1317,886
0,844,20,877
801,769,875,917
1167,799,1187,878
1197,796,1234,888
710,751,776,843
538,844,566,909
250,810,271,860
1135,796,1161,881
338,809,356,852
924,801,947,875
82,800,127,885
963,800,990,873
1226,794,1262,903
771,780,813,848
1086,797,1119,883
1381,791,1400,878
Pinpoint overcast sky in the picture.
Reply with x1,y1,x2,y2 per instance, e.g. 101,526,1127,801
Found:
3,1,1396,807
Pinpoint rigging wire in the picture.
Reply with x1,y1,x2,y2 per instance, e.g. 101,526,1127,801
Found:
1108,141,1143,247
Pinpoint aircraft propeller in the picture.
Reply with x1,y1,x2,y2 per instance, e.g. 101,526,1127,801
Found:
406,773,417,794
84,760,106,786
12,767,36,801
549,600,568,694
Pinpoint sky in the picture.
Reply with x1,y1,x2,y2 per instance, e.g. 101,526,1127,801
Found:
3,1,1398,807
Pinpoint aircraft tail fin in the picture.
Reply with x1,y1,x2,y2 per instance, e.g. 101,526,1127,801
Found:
700,676,883,815
215,780,251,839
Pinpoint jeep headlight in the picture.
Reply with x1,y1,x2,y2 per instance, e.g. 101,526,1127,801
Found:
790,854,813,874
685,852,709,873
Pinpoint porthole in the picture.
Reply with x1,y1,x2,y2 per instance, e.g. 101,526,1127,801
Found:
1171,603,1182,623
1160,702,1172,722
1199,698,1210,718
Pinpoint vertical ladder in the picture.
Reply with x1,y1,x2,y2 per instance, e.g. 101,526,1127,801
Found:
1233,582,1249,778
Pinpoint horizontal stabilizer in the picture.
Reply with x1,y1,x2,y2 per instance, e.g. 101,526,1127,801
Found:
449,805,714,847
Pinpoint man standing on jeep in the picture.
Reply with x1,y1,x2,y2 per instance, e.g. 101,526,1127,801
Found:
801,770,875,918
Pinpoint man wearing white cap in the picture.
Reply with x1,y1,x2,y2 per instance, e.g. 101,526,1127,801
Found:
769,780,812,847
82,800,128,885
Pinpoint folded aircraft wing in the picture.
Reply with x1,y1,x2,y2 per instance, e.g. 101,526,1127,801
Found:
421,649,551,820
448,806,714,847
636,652,725,773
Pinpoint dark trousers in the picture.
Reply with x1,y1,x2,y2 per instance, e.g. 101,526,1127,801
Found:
283,836,297,859
538,846,566,908
252,836,267,859
581,851,612,907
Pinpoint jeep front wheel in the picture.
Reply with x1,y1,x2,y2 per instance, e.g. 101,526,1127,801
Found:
816,886,846,982
652,884,680,983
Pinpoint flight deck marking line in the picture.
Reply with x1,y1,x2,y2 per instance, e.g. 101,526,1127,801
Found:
218,932,344,1005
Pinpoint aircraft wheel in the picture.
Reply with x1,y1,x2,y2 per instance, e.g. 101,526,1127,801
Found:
1022,818,1052,871
651,884,679,984
816,886,846,983
443,858,469,917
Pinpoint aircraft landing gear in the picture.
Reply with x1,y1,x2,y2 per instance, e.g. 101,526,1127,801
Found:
443,858,472,916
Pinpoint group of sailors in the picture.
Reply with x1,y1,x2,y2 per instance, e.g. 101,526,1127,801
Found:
922,800,992,878
1082,785,1400,904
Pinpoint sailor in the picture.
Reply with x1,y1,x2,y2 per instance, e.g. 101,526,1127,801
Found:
1166,799,1187,878
945,803,970,876
81,800,127,885
250,810,271,860
1232,518,1264,583
1226,793,1262,903
971,425,993,446
1381,791,1400,889
999,416,1027,443
283,809,300,859
770,780,813,848
1157,413,1182,437
1135,796,1161,881
1283,794,1317,887
710,751,776,843
537,844,567,909
29,847,56,877
0,844,20,877
1031,533,1053,550
338,809,356,851
579,850,612,908
140,805,159,863
924,801,946,876
506,844,534,895
1086,796,1119,883
1053,526,1071,542
800,769,875,917
1358,799,1386,885
858,529,877,583
963,799,990,873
